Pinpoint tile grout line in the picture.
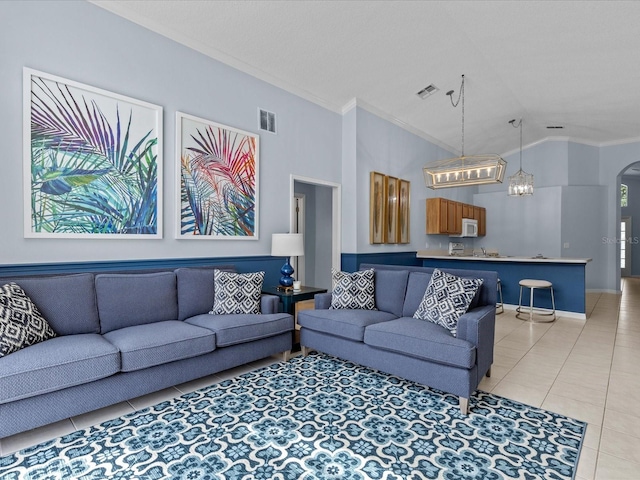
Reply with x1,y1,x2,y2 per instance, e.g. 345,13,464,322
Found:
591,278,640,474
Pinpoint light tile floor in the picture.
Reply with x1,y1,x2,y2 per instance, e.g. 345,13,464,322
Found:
1,280,639,479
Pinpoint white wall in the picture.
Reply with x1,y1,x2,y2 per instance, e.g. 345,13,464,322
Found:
475,140,610,290
561,185,608,289
0,1,342,265
350,106,461,253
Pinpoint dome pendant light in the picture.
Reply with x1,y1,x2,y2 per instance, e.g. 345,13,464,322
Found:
423,75,507,189
507,118,534,196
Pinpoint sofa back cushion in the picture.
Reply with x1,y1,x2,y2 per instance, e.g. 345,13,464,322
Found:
402,272,433,317
96,272,178,333
364,268,409,317
3,273,100,335
175,266,235,320
361,264,496,315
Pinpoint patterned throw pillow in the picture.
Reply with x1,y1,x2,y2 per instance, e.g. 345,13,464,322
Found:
210,270,264,315
0,283,57,357
330,269,376,310
413,269,483,337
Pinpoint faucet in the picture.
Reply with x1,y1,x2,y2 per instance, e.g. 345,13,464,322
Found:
481,247,486,257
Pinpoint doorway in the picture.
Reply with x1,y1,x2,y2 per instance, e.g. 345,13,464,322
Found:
621,216,632,277
290,175,341,291
292,194,305,284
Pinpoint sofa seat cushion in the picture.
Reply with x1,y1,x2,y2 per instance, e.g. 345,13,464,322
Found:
0,334,119,404
102,321,215,372
185,313,292,347
364,317,476,369
297,309,397,342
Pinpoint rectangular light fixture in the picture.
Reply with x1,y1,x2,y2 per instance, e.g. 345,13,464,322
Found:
423,154,507,189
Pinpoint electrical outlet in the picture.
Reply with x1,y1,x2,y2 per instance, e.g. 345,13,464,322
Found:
563,242,570,249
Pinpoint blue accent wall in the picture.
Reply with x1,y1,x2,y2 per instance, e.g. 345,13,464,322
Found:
0,257,285,290
341,252,422,272
420,258,586,314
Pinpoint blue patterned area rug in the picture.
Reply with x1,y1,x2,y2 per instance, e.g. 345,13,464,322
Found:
1,353,585,480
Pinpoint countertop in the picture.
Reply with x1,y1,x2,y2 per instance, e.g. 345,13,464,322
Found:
416,251,591,264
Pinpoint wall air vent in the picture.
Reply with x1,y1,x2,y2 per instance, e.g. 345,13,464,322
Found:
259,108,276,134
416,84,439,99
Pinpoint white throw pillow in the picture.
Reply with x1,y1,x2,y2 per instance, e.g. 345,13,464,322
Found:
330,268,376,310
210,270,264,315
413,269,483,336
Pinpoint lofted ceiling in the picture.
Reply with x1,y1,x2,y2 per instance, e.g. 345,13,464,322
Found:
92,0,640,156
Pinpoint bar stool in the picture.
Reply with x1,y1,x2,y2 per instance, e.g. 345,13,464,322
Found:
496,278,504,314
517,279,556,322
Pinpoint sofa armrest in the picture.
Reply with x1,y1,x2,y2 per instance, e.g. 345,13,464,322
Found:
315,292,332,310
261,294,279,314
456,304,496,378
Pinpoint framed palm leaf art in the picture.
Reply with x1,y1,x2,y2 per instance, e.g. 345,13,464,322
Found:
176,112,259,239
23,68,163,238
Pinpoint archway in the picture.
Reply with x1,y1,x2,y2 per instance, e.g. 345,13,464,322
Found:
618,162,640,283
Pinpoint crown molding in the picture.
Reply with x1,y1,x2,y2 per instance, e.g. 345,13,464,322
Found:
599,135,640,148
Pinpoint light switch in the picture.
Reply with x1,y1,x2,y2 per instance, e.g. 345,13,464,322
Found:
563,242,570,249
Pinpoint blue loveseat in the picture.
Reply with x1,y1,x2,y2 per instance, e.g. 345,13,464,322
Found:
0,266,293,438
298,264,497,414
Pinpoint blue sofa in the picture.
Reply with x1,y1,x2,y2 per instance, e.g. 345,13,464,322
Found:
0,266,293,439
298,264,497,414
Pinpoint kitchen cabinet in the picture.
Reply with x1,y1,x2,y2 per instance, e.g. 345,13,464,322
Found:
451,201,462,235
426,198,461,235
426,198,486,236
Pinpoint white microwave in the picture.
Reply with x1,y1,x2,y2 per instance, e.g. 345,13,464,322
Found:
450,218,478,238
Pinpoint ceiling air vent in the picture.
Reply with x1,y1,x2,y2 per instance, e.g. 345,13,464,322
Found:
416,84,439,99
546,125,564,129
259,108,276,134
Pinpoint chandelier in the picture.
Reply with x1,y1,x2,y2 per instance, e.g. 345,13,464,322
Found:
507,118,533,196
424,75,506,189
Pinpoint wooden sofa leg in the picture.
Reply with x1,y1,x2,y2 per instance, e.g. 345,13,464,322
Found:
301,346,311,357
282,350,291,362
486,366,491,378
459,397,469,415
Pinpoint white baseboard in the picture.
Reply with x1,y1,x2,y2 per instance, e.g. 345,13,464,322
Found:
500,303,586,320
586,289,621,294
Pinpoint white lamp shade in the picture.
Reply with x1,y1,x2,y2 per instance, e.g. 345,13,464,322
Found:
271,233,304,257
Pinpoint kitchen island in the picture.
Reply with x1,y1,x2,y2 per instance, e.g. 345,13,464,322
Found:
416,252,592,317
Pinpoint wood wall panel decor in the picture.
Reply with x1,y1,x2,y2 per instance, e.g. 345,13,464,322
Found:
369,171,410,245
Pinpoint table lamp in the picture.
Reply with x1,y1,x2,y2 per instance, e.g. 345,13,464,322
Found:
271,233,304,289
